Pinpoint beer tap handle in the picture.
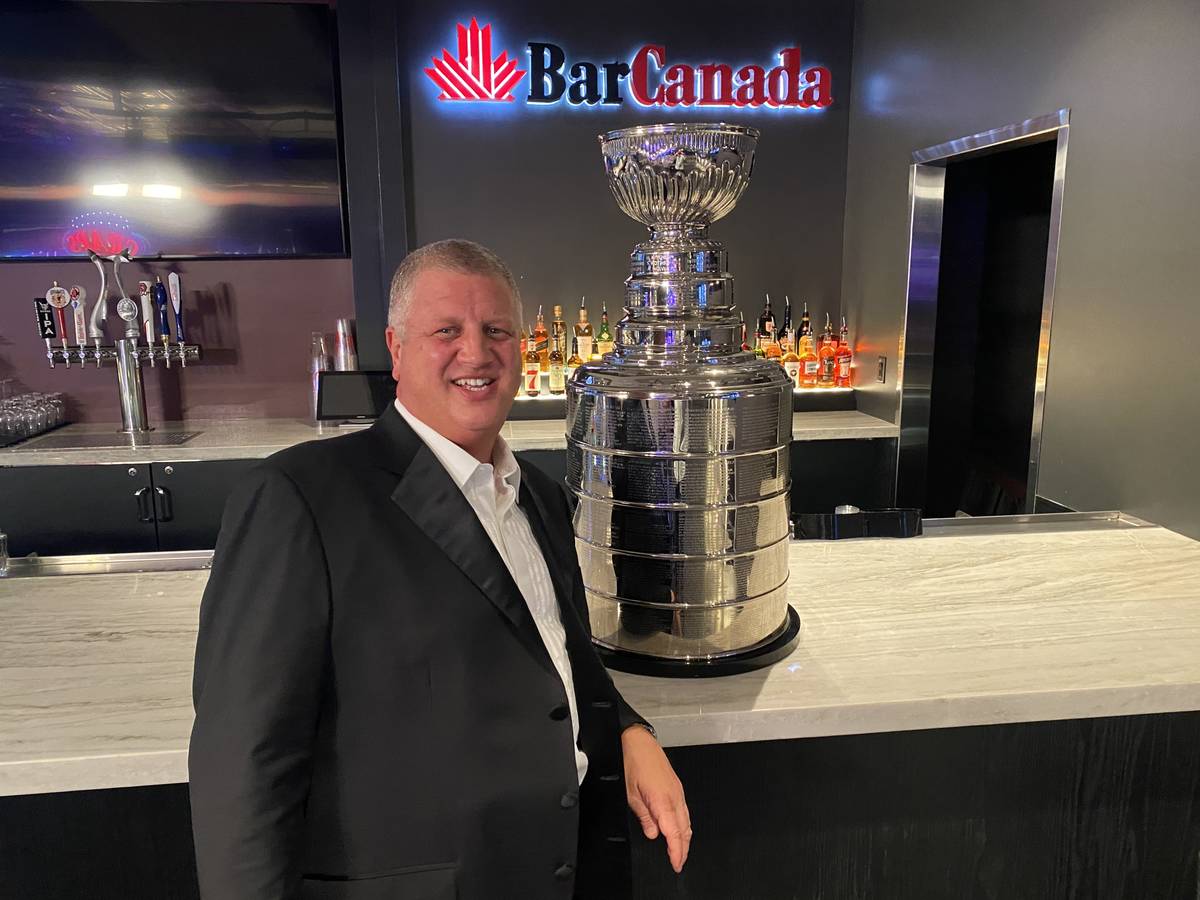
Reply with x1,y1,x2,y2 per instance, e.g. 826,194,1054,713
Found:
138,281,156,367
110,248,132,304
87,250,109,368
69,286,88,360
168,272,186,367
34,298,57,368
152,276,172,368
46,283,71,367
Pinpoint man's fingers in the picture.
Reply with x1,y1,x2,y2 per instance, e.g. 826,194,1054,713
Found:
627,790,658,840
679,796,693,867
651,800,687,873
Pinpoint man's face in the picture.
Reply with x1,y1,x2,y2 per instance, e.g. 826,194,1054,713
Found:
386,267,521,460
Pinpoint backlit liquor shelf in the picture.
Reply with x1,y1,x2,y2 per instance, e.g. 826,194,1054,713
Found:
515,295,857,397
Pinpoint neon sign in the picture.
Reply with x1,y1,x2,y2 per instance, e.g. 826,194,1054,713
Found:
63,213,145,257
425,19,832,111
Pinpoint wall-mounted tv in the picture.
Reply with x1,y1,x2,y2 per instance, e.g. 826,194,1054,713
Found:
0,1,346,259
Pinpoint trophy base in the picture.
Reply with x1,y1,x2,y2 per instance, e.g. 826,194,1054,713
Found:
594,605,801,679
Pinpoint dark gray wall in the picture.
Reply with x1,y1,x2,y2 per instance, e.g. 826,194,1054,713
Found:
396,0,854,332
841,0,1200,536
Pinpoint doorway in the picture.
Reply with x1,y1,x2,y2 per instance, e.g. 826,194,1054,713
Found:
896,110,1069,517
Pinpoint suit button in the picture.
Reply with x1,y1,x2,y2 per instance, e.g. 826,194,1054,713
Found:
560,791,579,808
549,704,569,721
554,863,574,880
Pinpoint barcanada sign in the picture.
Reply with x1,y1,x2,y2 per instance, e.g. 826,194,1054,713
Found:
425,19,832,110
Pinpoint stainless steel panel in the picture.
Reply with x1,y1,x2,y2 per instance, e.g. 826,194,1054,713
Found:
1026,125,1070,511
16,430,202,450
893,164,945,510
1,549,213,578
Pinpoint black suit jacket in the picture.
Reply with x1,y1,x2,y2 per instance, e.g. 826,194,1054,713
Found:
189,406,646,900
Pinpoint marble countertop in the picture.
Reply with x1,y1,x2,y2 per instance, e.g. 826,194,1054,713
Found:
0,410,897,467
3,516,1198,796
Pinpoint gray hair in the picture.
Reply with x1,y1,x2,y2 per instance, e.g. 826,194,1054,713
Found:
388,239,523,339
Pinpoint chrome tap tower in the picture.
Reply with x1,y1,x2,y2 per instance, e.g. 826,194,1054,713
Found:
567,123,800,675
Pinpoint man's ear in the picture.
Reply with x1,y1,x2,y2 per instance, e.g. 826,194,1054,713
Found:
385,326,402,379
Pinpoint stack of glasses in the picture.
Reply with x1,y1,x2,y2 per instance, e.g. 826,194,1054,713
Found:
0,382,67,447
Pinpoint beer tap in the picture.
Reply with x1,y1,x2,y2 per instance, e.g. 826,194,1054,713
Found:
110,248,132,308
86,250,109,368
152,275,172,368
168,272,186,367
138,281,156,367
34,298,57,367
69,285,88,363
116,293,140,340
45,282,72,368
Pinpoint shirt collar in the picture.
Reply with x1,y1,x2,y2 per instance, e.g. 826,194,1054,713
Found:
393,398,521,496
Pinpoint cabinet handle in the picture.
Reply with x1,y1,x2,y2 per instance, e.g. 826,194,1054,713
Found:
154,485,174,523
133,486,154,523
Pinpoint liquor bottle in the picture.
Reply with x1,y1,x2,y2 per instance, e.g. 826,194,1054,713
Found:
779,295,793,352
524,335,542,396
753,333,766,359
798,327,819,388
798,299,811,342
551,304,567,349
596,304,615,356
739,310,750,352
516,328,527,397
782,330,801,387
835,316,853,387
757,294,776,344
533,306,549,372
818,314,837,387
574,298,594,361
566,336,583,380
766,332,782,362
548,334,566,395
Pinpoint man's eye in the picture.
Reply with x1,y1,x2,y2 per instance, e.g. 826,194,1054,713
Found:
488,327,511,337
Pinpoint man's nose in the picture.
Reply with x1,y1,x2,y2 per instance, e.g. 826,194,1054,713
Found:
457,328,489,364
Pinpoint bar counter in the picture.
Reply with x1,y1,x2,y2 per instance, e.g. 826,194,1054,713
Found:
3,513,1197,797
0,409,898,467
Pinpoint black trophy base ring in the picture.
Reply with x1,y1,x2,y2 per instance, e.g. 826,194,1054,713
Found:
595,605,802,678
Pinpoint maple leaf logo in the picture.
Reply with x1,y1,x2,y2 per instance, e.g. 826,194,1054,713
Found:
425,19,526,102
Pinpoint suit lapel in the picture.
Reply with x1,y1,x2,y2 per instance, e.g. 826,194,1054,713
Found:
371,407,553,673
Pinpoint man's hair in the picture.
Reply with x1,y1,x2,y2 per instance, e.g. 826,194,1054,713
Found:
387,239,523,339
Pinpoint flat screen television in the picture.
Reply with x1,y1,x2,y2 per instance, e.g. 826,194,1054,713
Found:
0,1,346,259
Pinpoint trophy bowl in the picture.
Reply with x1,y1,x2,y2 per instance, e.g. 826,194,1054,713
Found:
599,123,760,230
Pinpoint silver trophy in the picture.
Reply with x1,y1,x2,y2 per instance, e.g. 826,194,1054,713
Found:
567,123,799,673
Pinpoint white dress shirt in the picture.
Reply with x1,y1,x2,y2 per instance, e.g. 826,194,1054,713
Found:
394,400,588,785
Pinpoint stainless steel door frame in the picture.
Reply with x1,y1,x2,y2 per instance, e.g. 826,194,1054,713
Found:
895,109,1070,514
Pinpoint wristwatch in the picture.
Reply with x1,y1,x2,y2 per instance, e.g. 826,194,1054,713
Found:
630,721,657,740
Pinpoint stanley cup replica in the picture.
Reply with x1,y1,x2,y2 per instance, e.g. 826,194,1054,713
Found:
566,123,800,674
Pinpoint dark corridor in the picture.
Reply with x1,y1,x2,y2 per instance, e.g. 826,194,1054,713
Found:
924,138,1057,517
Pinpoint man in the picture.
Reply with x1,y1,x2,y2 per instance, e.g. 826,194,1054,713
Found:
189,239,691,899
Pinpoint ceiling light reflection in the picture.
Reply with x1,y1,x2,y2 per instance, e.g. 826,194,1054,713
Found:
142,183,182,199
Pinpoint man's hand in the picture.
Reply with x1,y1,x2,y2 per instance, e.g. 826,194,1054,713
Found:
621,724,692,873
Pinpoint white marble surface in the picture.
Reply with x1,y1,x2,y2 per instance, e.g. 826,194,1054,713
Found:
7,520,1193,796
0,410,897,467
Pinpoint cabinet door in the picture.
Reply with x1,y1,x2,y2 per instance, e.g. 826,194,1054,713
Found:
151,460,259,551
0,464,158,557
